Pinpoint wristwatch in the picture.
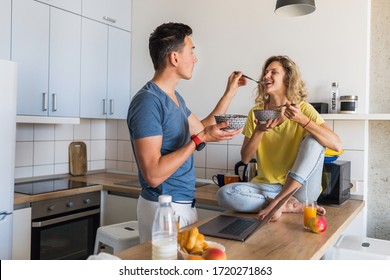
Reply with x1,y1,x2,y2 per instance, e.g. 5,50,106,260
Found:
191,134,206,151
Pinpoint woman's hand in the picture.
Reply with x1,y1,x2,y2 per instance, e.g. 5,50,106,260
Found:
254,117,280,132
283,103,306,125
256,202,282,222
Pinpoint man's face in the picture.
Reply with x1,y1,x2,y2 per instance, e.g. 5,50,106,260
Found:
175,36,198,80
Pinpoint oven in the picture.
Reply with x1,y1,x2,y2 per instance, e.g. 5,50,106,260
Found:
30,191,100,260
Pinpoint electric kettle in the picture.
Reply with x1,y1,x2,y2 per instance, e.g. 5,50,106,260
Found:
234,158,257,182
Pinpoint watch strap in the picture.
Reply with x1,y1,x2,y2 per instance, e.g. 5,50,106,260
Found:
191,134,206,151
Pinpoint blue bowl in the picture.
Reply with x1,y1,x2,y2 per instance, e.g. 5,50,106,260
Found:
324,156,339,163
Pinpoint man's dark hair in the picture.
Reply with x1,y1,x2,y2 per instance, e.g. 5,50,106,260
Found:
149,22,192,71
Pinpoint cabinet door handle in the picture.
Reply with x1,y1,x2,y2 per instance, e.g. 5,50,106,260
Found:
109,99,114,115
103,99,107,115
42,92,48,111
52,93,57,112
103,16,116,23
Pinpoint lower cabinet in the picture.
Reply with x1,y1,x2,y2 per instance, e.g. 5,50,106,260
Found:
101,191,138,226
12,206,31,260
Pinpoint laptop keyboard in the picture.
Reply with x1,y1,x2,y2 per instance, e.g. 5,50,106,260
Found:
219,218,257,235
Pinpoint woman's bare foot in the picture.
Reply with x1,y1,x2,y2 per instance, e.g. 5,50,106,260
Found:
268,196,326,221
281,196,326,215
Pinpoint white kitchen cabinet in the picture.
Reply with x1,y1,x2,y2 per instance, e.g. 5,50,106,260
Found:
35,0,81,14
12,206,31,260
12,0,81,117
102,191,138,226
107,27,131,119
82,0,131,31
80,18,130,119
0,0,11,60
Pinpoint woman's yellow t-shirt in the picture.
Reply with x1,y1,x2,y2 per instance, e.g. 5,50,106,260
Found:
242,102,325,185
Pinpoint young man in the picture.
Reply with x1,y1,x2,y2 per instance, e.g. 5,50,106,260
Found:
127,22,246,242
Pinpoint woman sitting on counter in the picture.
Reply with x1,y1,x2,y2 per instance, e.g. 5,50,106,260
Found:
217,55,342,221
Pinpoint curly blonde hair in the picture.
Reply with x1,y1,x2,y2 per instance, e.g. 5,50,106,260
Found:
255,55,308,106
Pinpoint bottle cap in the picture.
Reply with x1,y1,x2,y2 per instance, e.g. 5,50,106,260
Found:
332,82,339,86
158,195,172,203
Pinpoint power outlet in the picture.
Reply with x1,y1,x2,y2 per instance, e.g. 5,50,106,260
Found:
350,179,358,193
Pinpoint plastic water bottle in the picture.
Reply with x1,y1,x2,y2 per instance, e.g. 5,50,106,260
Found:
151,195,177,260
330,82,339,113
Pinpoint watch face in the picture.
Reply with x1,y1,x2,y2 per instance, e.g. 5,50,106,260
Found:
196,142,206,151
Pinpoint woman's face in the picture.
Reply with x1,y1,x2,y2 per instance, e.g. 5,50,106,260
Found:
263,61,287,95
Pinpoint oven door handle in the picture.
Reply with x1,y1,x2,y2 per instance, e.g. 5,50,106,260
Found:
32,209,100,228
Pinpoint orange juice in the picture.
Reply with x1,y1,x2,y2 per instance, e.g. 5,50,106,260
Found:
224,175,240,184
303,201,317,228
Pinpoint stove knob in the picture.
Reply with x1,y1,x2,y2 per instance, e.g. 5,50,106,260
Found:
48,205,55,211
66,201,74,208
83,198,91,204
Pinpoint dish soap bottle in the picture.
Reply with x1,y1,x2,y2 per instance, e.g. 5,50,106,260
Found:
330,82,339,113
151,195,177,260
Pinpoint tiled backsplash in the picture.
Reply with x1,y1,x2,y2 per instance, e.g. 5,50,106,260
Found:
15,119,109,179
14,119,249,181
15,118,365,195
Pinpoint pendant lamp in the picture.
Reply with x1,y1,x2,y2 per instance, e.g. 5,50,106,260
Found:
275,0,316,17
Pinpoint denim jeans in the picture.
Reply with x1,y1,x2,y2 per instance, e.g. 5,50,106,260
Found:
216,134,325,213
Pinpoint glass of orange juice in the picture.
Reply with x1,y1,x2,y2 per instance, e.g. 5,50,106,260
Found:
303,200,317,229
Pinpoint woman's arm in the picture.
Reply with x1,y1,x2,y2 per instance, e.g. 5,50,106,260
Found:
284,104,342,152
302,120,342,152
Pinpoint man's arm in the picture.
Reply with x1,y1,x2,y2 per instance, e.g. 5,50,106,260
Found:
132,135,196,187
200,71,247,127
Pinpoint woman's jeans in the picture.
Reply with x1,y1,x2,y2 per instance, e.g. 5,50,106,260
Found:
216,134,325,213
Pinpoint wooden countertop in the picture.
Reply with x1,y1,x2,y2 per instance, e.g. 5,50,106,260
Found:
14,172,364,259
14,172,219,207
115,199,364,260
14,172,133,204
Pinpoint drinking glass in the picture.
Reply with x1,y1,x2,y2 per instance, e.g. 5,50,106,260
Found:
303,200,317,229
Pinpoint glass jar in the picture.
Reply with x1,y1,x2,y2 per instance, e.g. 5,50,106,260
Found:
339,95,358,113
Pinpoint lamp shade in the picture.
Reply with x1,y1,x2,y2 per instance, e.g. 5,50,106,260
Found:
275,0,316,17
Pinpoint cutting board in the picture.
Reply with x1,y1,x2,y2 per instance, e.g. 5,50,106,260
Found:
69,141,87,176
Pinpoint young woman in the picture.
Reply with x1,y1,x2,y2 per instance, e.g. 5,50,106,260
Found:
217,55,342,221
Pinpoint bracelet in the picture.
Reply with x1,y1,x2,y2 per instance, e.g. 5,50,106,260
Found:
302,119,311,129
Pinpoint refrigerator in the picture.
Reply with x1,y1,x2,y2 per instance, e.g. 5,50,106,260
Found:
0,59,17,260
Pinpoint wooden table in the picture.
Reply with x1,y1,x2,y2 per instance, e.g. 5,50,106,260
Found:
116,199,364,260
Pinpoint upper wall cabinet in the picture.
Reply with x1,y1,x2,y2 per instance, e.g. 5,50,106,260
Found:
12,0,81,117
80,18,130,119
35,0,81,14
0,0,11,60
82,0,131,31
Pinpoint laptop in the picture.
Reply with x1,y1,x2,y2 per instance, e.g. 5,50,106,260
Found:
198,189,296,241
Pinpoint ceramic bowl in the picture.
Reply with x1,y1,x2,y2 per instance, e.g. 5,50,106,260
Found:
214,114,247,130
178,241,225,260
253,109,280,123
324,155,339,163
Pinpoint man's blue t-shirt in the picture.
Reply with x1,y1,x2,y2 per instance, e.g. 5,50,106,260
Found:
127,81,196,202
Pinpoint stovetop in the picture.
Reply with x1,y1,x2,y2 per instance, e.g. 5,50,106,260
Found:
14,178,97,195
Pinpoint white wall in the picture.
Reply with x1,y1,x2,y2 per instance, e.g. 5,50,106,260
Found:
130,0,371,235
131,0,370,116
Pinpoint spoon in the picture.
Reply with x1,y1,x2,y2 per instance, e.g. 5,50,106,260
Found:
234,72,270,85
271,103,297,109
